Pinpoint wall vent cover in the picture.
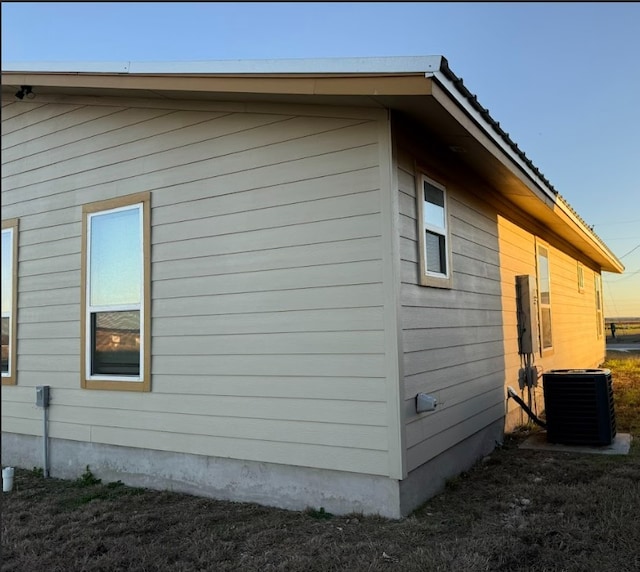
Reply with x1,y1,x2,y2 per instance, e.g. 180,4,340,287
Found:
542,369,616,446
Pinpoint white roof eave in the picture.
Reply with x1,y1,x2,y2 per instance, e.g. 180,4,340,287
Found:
1,55,444,75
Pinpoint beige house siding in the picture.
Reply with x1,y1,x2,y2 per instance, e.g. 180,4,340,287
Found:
497,216,606,428
395,138,505,473
395,129,607,471
1,97,397,477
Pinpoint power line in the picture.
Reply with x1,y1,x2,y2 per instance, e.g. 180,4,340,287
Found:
618,243,640,259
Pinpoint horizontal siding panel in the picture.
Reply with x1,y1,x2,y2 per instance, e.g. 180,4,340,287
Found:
19,222,82,247
50,405,388,451
404,360,504,401
91,425,389,476
154,331,384,356
153,260,383,299
19,287,79,308
2,109,238,178
20,254,78,277
18,304,79,324
152,353,385,378
402,325,504,353
18,338,77,356
1,103,85,141
19,236,79,261
154,213,381,262
401,283,502,311
1,416,42,436
405,386,504,448
17,355,79,373
19,271,80,293
0,101,47,120
4,112,297,188
48,390,386,425
152,284,384,317
3,107,177,170
152,167,379,227
150,374,387,401
402,307,503,330
154,307,384,336
153,190,381,244
3,120,377,203
405,356,505,396
404,340,504,377
153,237,381,281
49,420,93,442
406,403,504,472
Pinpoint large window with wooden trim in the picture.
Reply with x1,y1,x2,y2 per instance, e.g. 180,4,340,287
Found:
1,219,18,385
81,193,151,391
536,242,553,353
416,174,452,288
595,274,604,339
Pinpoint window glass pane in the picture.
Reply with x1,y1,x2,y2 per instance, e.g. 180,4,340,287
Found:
1,230,12,376
92,311,140,375
1,230,12,315
538,249,550,304
541,307,553,348
424,182,445,228
90,208,141,307
1,317,9,374
426,231,446,274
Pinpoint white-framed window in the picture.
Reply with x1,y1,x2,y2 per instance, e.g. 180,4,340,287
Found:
81,193,150,391
536,242,553,353
595,274,603,339
416,174,452,288
1,219,18,385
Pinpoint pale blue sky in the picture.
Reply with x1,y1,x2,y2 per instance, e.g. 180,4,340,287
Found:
2,2,639,317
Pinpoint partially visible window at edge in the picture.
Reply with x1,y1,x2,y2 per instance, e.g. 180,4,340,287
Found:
2,219,18,385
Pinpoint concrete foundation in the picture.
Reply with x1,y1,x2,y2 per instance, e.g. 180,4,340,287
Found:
399,418,504,515
2,420,504,519
1,433,402,518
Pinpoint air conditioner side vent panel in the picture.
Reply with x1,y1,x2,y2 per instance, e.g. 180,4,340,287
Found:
542,369,616,446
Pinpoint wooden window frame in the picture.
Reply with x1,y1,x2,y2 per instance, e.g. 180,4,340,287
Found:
1,219,19,386
595,274,604,340
577,262,585,293
415,173,453,289
81,192,151,391
535,239,554,356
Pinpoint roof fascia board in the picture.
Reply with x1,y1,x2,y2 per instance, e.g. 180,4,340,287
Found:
2,56,444,75
1,72,433,97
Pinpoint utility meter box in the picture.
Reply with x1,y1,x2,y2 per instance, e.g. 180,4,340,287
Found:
36,385,50,408
516,275,539,355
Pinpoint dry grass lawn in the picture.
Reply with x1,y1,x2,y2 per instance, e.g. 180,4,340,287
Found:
2,352,639,572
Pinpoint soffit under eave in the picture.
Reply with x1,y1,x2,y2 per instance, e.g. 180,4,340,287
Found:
382,90,623,274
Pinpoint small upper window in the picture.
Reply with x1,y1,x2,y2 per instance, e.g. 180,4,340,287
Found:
1,219,18,385
416,174,451,288
577,263,585,292
82,193,150,391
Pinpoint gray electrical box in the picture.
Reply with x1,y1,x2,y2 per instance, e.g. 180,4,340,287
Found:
515,275,539,355
36,385,50,408
416,393,438,413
